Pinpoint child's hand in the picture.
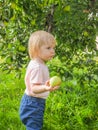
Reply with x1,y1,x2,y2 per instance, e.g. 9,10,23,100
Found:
45,80,60,91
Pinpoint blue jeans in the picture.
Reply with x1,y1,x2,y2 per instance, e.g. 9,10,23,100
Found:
19,94,46,130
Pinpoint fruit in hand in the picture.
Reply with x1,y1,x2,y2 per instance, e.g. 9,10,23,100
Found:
50,76,61,87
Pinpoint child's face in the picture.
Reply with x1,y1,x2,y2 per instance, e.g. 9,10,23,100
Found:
38,43,55,61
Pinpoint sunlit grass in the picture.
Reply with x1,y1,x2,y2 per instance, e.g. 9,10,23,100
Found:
0,70,25,130
0,69,98,130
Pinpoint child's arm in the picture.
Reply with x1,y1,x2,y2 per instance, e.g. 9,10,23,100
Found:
31,80,59,94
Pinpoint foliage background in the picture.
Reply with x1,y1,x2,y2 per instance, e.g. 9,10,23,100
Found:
0,0,98,130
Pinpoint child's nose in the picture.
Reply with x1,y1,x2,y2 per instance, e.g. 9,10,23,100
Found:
51,48,55,55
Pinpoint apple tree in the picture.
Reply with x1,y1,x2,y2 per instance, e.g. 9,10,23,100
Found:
0,0,98,73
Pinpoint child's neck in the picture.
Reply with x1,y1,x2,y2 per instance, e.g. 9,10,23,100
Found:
34,57,45,64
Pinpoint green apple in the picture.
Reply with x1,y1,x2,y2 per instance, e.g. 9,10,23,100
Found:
83,31,89,37
50,76,61,87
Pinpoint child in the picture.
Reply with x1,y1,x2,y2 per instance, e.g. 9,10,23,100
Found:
19,30,59,130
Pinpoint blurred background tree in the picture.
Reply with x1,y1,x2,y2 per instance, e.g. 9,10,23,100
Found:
0,0,98,74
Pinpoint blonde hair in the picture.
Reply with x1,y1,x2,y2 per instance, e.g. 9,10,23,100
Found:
28,30,56,59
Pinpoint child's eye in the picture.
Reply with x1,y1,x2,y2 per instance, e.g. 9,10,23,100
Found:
46,45,55,50
47,47,51,49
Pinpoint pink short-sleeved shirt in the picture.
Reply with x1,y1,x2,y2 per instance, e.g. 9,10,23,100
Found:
25,59,50,99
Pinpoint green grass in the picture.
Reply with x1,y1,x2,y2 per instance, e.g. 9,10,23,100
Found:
0,70,25,130
0,69,98,130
